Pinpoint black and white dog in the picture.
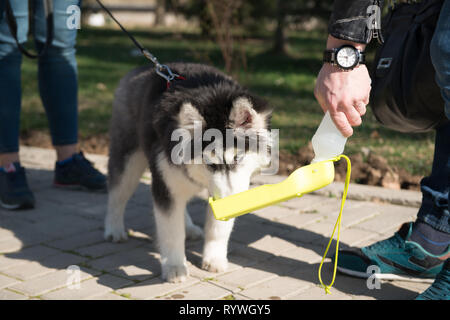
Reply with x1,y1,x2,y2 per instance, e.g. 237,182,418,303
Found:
105,63,273,283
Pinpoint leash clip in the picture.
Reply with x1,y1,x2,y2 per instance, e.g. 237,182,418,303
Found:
156,64,179,83
142,49,179,83
94,1,183,87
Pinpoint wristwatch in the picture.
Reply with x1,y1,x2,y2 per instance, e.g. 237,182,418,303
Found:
323,45,366,70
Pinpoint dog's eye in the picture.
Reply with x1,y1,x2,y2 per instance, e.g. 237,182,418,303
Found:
206,163,219,171
240,114,252,127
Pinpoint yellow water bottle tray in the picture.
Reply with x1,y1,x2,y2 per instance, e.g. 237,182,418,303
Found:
209,158,338,221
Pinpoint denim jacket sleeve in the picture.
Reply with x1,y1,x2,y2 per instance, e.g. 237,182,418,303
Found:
328,0,385,44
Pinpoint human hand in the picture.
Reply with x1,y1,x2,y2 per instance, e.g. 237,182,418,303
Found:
314,36,371,137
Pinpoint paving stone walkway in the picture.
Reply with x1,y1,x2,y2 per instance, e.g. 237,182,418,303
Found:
0,146,431,300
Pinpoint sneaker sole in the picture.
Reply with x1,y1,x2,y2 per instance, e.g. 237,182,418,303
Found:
0,198,34,210
337,266,435,283
53,182,107,193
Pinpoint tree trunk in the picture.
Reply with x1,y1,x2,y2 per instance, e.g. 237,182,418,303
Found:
273,0,288,55
154,0,166,26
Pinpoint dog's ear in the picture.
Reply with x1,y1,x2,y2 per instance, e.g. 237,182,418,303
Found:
229,97,270,130
177,102,205,131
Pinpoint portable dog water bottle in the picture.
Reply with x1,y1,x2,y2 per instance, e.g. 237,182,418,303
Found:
209,112,347,221
209,160,336,221
208,112,351,294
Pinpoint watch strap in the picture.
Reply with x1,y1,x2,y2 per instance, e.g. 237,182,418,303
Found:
323,50,335,63
359,51,366,64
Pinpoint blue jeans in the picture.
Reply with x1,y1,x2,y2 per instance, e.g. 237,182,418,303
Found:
0,0,80,153
417,0,450,234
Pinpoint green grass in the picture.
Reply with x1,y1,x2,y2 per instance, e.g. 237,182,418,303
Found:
20,26,435,177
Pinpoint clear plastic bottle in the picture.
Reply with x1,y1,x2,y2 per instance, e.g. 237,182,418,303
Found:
311,111,347,163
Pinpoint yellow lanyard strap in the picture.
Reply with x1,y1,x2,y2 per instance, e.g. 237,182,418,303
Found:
318,154,351,294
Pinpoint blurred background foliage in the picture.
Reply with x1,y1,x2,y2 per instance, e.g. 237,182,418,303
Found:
19,0,435,188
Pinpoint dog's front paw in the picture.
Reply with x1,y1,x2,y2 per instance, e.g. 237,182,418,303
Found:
104,226,128,243
201,256,228,273
162,264,189,283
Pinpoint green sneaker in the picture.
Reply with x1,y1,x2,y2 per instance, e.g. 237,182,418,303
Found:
415,259,450,300
335,223,449,282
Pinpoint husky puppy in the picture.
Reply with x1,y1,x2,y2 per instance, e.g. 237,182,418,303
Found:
105,63,272,283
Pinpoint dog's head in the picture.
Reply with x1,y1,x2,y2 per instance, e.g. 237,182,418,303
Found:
163,83,274,199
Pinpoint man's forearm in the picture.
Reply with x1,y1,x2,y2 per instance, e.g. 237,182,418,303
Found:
314,1,379,137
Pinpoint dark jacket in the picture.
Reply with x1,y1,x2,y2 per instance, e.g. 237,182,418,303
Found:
0,0,4,22
328,0,385,44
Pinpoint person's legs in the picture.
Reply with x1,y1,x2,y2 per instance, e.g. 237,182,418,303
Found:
0,0,28,165
413,0,450,242
334,102,449,283
33,0,106,191
0,0,35,209
412,122,450,254
414,0,450,300
334,2,450,288
34,0,79,161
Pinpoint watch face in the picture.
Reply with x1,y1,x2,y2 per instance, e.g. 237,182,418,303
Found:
336,46,359,69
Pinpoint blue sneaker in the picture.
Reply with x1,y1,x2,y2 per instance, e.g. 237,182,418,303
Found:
54,152,107,192
415,259,450,300
0,163,35,210
335,223,449,282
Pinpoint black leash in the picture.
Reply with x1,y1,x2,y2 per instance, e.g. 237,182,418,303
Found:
5,0,54,59
94,0,183,86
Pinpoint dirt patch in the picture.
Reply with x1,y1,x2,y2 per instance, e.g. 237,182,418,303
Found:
278,142,422,191
20,131,422,190
20,130,110,157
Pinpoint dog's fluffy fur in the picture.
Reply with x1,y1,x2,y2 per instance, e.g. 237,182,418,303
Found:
105,63,272,282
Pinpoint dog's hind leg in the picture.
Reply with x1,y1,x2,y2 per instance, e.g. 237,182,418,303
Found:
105,150,148,242
185,209,203,240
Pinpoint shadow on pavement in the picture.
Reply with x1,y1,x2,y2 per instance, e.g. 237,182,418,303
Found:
0,168,419,299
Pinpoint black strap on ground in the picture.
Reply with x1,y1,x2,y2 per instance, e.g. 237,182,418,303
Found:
5,0,54,59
